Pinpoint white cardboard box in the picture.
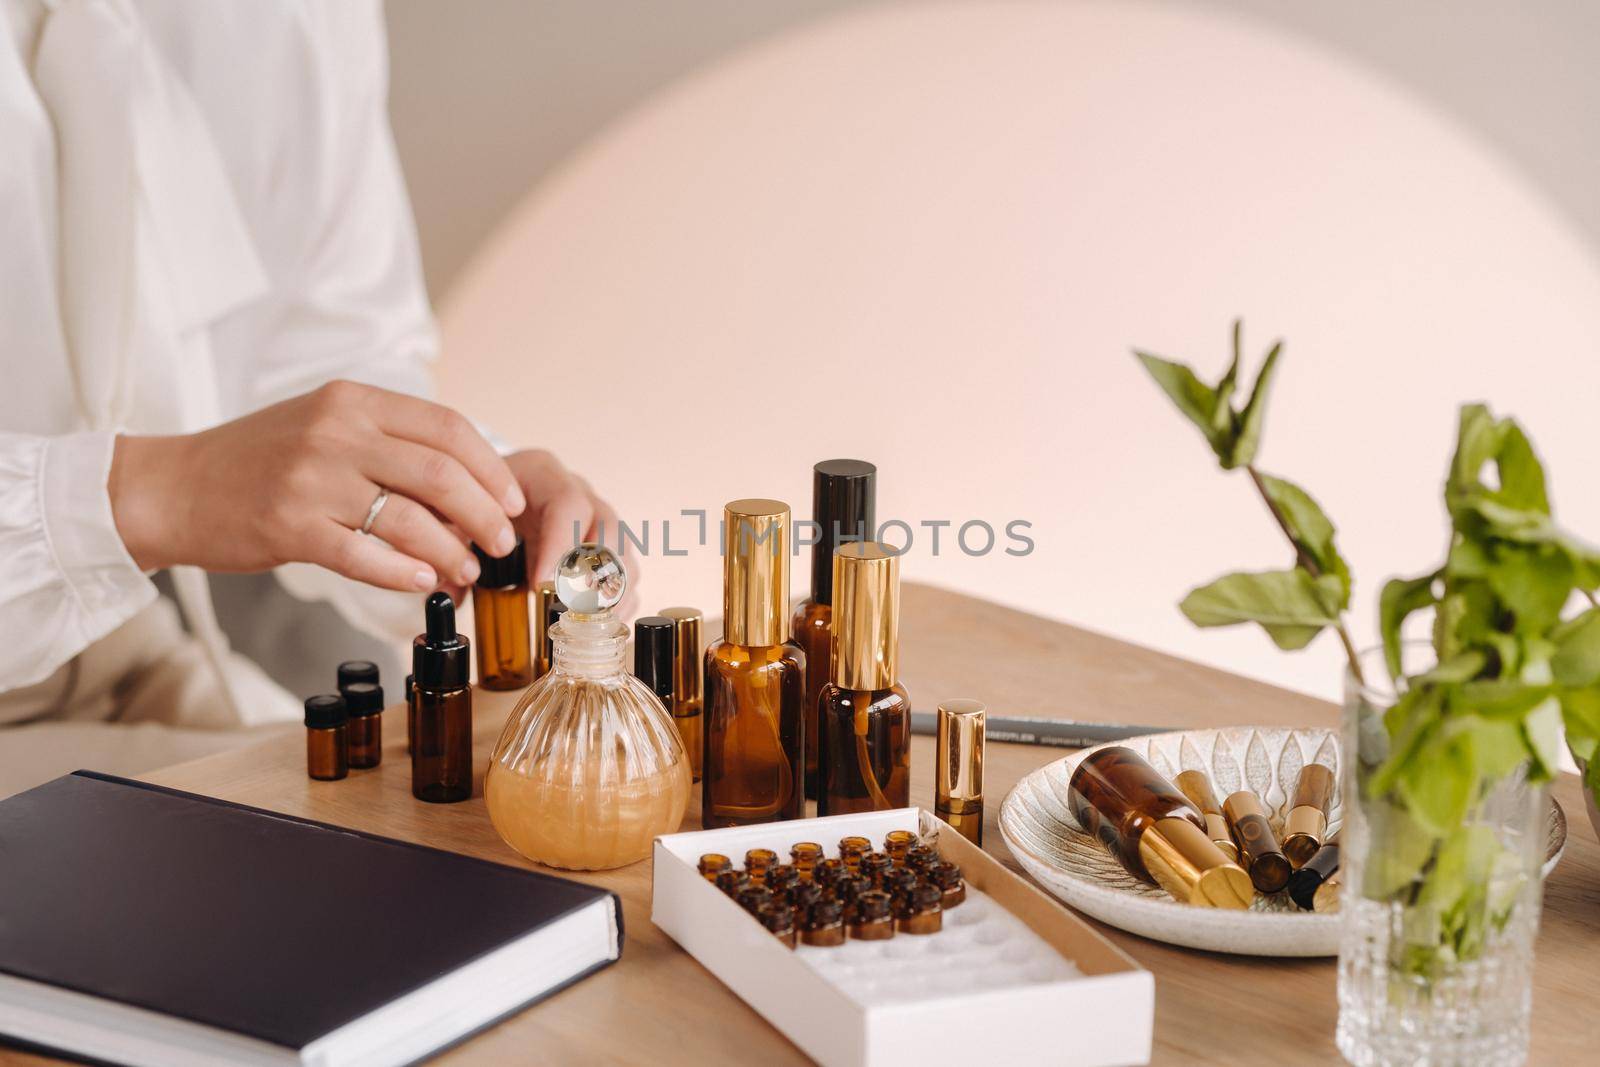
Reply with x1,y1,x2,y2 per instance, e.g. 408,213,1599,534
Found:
651,808,1153,1067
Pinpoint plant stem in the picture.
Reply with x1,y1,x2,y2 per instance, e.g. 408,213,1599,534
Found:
1245,464,1366,684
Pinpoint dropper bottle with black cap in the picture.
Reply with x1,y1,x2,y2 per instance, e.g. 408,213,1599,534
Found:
412,592,473,803
792,460,876,799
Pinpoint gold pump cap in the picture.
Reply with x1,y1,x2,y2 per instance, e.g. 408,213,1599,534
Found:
657,606,703,709
724,499,791,646
935,699,985,813
830,542,899,690
1137,817,1254,909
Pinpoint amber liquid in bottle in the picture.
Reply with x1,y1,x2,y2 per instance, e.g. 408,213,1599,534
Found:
413,686,472,802
473,585,532,690
791,598,831,797
818,686,911,815
702,640,805,826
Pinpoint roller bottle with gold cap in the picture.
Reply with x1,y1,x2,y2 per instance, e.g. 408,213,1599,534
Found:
1174,770,1239,864
657,606,705,783
1282,763,1334,868
792,459,876,798
1067,746,1253,908
818,541,910,816
702,500,806,827
1223,790,1292,893
936,699,986,844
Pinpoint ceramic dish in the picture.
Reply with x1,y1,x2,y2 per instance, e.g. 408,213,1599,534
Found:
999,726,1568,957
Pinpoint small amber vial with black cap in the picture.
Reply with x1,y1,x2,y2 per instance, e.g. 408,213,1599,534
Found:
758,902,797,948
343,681,383,769
790,841,823,880
928,860,966,908
858,852,892,886
883,830,917,865
838,836,870,869
897,883,943,934
304,694,348,781
801,898,846,946
698,854,732,881
471,538,533,691
849,890,894,940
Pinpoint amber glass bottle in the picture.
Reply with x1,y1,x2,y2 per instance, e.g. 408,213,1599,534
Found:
818,542,909,816
471,538,533,691
304,694,349,781
657,606,705,783
702,500,805,827
791,460,875,798
1068,746,1252,908
412,593,473,804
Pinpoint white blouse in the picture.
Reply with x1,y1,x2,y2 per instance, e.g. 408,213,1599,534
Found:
0,0,439,721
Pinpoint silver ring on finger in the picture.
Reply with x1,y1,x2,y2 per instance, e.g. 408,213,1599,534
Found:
359,487,390,536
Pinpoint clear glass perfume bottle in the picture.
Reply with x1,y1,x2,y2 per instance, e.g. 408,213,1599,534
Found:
486,544,691,870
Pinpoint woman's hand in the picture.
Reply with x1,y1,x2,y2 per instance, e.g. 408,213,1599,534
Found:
109,381,526,592
504,449,637,617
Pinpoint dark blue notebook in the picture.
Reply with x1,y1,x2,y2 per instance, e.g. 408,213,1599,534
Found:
0,771,621,1066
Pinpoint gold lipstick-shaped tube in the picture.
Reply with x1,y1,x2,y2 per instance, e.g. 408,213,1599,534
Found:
1174,770,1239,864
1223,790,1291,893
1282,763,1335,868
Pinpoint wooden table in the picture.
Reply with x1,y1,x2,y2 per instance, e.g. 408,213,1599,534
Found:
5,583,1596,1065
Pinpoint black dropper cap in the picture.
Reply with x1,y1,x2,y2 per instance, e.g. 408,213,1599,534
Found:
413,592,470,689
304,694,347,729
337,660,379,692
344,681,384,717
471,537,527,590
633,616,675,703
811,459,877,604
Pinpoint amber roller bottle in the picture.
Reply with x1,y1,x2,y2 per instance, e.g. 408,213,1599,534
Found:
1067,746,1253,908
471,538,532,690
818,542,910,816
412,592,473,803
791,460,876,799
657,606,705,783
1282,763,1335,868
702,500,805,827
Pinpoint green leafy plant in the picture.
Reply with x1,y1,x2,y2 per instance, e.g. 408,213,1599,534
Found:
1137,322,1600,975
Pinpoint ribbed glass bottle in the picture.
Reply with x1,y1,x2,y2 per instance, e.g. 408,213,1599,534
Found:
486,546,690,870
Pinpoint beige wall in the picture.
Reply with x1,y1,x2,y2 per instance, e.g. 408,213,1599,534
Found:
386,0,1600,300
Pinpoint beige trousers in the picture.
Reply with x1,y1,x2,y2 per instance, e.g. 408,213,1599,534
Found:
0,598,275,798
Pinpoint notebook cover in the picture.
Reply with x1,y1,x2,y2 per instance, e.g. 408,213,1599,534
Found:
0,771,622,1052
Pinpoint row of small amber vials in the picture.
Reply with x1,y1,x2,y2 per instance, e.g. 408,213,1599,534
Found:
698,831,966,948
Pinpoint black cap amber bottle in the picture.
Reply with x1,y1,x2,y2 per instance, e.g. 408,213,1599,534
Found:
702,500,805,827
471,539,533,691
305,694,349,781
818,541,909,816
342,681,384,769
1068,746,1253,908
412,592,473,803
792,459,876,799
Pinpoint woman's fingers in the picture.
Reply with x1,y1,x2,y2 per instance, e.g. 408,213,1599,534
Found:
306,519,438,592
364,390,525,518
361,439,515,563
366,490,482,587
530,486,596,585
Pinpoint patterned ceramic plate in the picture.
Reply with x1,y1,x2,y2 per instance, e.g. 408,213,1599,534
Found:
999,726,1568,957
